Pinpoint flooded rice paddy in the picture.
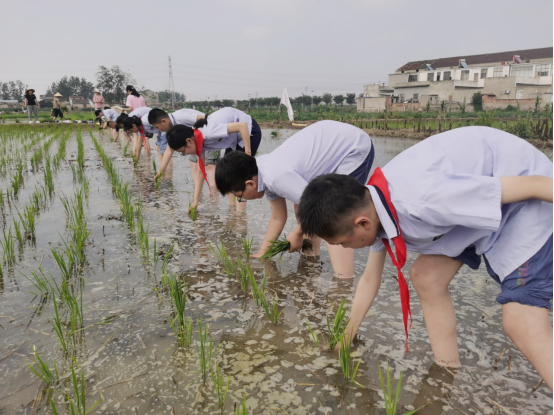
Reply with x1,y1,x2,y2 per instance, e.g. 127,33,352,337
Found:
0,125,551,414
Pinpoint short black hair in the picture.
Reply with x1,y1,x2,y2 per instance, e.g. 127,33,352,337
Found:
297,174,370,238
215,151,258,195
166,124,195,150
94,109,102,116
148,108,169,125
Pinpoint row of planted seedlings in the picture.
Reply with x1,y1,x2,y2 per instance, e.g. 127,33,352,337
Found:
0,127,71,277
209,235,426,414
17,125,105,413
91,128,244,411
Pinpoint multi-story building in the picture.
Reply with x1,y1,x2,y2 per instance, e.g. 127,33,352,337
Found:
358,47,553,112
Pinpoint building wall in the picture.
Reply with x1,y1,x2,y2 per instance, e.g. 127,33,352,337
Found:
482,97,538,111
356,96,390,112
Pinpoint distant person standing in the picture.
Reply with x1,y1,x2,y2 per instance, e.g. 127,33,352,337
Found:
122,85,149,155
24,88,40,123
52,93,64,122
93,89,105,109
122,86,146,112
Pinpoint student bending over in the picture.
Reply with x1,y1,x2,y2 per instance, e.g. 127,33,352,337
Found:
166,107,262,212
215,120,374,278
297,126,553,389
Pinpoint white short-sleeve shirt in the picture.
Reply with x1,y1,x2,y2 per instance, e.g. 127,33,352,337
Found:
256,120,373,204
129,107,151,118
169,109,205,128
198,107,253,155
102,109,119,122
369,126,553,280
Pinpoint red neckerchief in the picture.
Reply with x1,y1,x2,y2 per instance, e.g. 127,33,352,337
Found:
367,167,412,352
193,129,211,194
138,125,148,149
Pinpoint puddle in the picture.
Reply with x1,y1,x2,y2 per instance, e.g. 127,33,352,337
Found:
0,126,551,414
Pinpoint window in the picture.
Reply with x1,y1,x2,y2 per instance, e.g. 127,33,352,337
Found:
436,72,441,81
413,94,419,101
408,74,418,82
443,71,451,80
535,64,550,77
461,70,470,80
473,73,479,81
427,73,434,81
481,69,488,79
493,67,504,77
511,65,533,78
399,94,405,102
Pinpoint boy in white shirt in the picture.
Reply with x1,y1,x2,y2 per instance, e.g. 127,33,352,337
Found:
297,126,553,389
215,120,374,279
95,108,120,141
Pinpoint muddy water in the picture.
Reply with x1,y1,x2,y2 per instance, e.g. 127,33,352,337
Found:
0,128,551,414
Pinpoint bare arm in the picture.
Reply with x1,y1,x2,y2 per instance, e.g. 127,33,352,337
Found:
196,115,205,121
500,176,553,204
191,157,205,208
156,147,174,179
227,122,251,154
24,98,28,107
252,198,288,258
338,249,386,350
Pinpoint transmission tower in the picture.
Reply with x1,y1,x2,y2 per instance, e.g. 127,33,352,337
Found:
168,56,176,109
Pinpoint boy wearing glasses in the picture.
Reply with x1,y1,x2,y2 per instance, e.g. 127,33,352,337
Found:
214,120,374,279
296,126,553,388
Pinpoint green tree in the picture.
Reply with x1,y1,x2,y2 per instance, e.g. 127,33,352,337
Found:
534,96,541,115
312,95,322,105
345,93,356,105
96,65,136,105
471,92,483,112
322,93,333,105
460,97,467,114
333,94,345,105
222,99,235,107
47,76,94,100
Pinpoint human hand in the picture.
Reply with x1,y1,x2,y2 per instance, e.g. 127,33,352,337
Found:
287,228,304,253
251,250,264,259
188,201,198,213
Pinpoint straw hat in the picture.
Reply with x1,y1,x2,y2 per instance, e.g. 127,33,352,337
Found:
26,88,35,94
94,89,101,93
54,92,63,97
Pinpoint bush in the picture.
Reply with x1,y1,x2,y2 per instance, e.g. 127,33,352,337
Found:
506,115,533,139
471,92,483,112
505,105,515,111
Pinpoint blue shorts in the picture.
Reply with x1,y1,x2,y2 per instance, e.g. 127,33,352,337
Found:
453,235,553,308
155,132,167,154
349,145,375,185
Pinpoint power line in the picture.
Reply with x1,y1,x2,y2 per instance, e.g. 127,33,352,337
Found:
168,56,176,108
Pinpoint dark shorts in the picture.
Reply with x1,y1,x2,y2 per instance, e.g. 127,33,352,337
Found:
53,108,63,118
224,118,262,156
453,235,553,308
349,145,375,185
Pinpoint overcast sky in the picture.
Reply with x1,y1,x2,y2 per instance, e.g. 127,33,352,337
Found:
2,0,552,100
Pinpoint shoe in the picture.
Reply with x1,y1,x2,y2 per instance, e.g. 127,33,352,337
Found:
36,121,40,124
29,120,33,124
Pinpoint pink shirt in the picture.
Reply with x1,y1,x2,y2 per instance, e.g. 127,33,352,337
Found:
93,94,105,109
126,95,146,111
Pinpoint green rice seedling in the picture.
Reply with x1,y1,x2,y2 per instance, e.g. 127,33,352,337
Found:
67,360,102,415
44,160,54,195
132,154,138,167
21,268,50,297
1,228,16,264
152,238,159,271
23,204,36,234
327,299,349,351
260,236,314,259
260,294,283,324
27,346,59,388
339,335,363,386
137,220,150,261
305,319,320,347
152,158,157,175
235,258,250,293
197,319,216,380
13,220,24,244
52,248,72,279
31,188,41,212
0,191,4,210
242,236,253,257
209,239,235,276
49,294,68,352
235,396,248,415
123,142,129,157
167,272,193,347
377,359,427,415
70,164,78,182
210,361,230,408
161,240,175,274
248,271,267,306
188,203,197,221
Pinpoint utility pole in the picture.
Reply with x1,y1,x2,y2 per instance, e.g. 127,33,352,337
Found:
168,56,176,109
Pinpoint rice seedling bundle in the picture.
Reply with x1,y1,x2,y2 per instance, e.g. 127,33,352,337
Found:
260,236,314,259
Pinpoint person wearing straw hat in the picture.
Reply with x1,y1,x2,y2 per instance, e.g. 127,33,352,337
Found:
52,93,64,122
93,89,105,110
24,88,40,123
